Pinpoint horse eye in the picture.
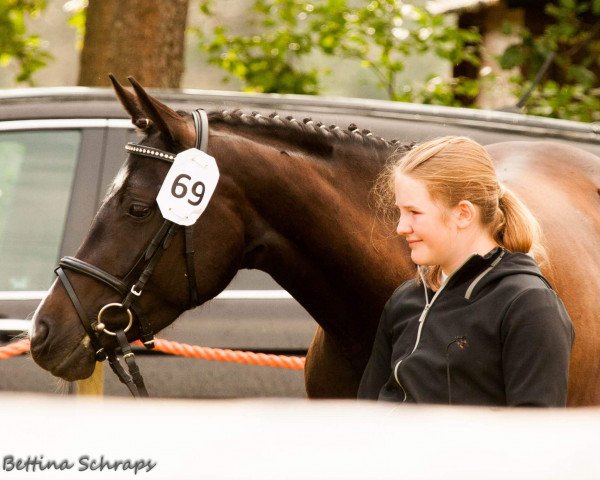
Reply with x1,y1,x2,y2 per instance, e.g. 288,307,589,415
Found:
128,204,151,218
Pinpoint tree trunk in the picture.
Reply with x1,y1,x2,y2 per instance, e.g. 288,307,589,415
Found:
78,0,189,87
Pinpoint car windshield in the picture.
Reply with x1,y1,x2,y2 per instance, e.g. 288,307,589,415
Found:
0,130,81,291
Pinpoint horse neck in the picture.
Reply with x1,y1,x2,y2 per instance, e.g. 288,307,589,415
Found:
213,127,412,354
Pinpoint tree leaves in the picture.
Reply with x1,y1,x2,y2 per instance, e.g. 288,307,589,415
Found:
0,0,52,84
500,0,600,121
195,0,599,121
195,0,480,102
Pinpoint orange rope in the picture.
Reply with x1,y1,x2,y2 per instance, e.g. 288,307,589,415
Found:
148,338,305,370
0,338,30,360
0,337,305,370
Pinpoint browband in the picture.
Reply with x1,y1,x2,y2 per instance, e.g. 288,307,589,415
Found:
125,108,209,162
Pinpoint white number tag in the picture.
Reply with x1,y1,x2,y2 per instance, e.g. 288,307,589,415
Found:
156,148,220,226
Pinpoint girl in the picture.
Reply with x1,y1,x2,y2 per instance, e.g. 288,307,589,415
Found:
358,136,574,406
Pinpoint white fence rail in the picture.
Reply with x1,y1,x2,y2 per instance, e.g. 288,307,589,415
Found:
1,394,599,479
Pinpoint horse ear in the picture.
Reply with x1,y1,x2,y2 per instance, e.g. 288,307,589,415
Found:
127,76,195,148
109,74,153,131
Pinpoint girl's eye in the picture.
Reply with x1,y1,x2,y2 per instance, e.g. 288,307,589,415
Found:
128,204,151,218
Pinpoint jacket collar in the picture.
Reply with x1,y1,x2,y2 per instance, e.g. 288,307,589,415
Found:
442,246,505,294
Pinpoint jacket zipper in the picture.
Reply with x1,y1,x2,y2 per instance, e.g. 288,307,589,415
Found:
392,258,474,402
393,291,441,401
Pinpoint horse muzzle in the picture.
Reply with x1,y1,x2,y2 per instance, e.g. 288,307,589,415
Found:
30,315,96,381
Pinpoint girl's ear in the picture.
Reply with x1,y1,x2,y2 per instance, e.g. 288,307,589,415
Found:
454,200,477,229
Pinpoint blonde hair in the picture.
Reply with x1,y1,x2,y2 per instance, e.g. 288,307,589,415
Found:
374,136,546,289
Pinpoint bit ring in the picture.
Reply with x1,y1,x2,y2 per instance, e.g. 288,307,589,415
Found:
95,303,133,336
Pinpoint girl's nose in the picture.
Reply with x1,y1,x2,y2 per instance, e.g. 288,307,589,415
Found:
396,217,412,236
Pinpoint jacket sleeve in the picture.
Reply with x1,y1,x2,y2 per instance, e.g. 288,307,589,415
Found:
501,287,574,407
357,299,393,400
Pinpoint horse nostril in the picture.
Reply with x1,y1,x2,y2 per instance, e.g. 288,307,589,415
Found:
30,317,50,347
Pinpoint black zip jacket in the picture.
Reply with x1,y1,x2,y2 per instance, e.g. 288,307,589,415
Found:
357,248,574,406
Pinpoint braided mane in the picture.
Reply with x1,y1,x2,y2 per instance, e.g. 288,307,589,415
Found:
207,109,411,157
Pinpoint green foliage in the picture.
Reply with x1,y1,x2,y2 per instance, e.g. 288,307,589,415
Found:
408,74,483,106
499,0,600,121
195,0,481,102
0,0,52,84
329,1,481,103
196,0,600,121
522,81,600,121
194,0,325,94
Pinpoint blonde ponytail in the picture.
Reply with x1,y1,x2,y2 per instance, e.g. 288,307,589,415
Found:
494,185,547,266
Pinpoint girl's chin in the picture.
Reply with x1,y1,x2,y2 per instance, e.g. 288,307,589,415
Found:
410,252,431,266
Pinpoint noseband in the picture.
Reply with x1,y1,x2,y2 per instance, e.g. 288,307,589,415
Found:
54,110,209,398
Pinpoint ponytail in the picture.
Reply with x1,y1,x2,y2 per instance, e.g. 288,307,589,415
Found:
493,185,547,266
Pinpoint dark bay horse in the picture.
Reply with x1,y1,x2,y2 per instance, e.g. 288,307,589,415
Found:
30,78,600,405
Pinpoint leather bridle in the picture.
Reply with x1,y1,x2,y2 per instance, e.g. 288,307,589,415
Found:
54,109,209,398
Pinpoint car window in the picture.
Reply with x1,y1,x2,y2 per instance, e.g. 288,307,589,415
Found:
0,130,81,291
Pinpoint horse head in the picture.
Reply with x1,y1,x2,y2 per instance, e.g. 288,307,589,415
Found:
30,77,247,381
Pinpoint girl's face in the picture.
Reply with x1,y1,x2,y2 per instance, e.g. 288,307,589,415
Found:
394,173,459,272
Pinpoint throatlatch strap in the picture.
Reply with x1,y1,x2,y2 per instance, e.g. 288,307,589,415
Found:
130,305,155,349
185,226,199,307
55,267,106,361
